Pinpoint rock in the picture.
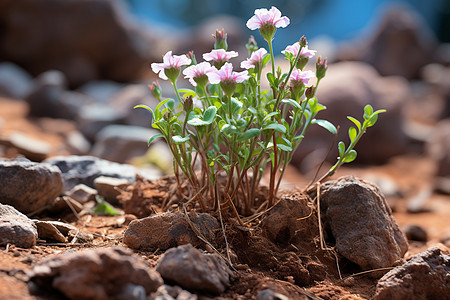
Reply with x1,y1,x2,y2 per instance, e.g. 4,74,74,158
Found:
77,104,125,142
46,196,84,215
36,220,76,236
78,80,125,103
0,160,63,213
257,289,289,300
43,155,139,193
426,119,450,194
403,224,428,242
25,70,92,119
0,0,155,87
406,188,432,213
422,64,450,119
292,62,409,171
109,84,159,127
66,184,97,204
65,131,91,155
373,247,450,299
30,247,163,300
338,4,438,79
0,204,37,248
156,244,231,294
123,212,219,251
0,132,52,161
94,176,130,205
151,285,198,300
0,62,33,99
319,176,408,270
91,125,159,163
34,220,66,243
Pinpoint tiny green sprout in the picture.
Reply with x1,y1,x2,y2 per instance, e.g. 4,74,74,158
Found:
92,195,121,216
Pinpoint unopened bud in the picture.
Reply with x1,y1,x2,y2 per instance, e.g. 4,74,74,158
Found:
183,95,193,112
148,81,161,100
296,56,309,70
246,35,258,56
316,56,328,80
305,85,315,99
187,51,197,65
163,111,172,121
299,35,307,48
213,29,228,51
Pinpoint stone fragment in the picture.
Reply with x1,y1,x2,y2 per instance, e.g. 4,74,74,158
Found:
151,285,198,300
0,132,52,161
34,220,66,243
0,62,33,99
123,212,219,251
94,176,130,205
403,224,428,242
0,160,63,213
66,184,97,204
0,204,37,248
319,176,408,270
156,244,231,294
30,247,163,300
257,289,289,300
374,247,450,299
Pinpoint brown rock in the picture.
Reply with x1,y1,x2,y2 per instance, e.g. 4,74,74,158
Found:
0,204,37,248
156,244,231,294
374,247,450,299
94,176,130,205
320,176,408,270
34,220,66,243
66,184,97,204
403,224,428,242
123,212,219,251
31,247,163,300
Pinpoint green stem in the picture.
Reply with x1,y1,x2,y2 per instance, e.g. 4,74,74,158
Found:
267,39,275,76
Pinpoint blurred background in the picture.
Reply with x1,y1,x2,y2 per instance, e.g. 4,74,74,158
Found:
0,0,449,197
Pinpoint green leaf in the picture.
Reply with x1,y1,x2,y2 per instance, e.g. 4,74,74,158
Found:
365,114,378,127
147,133,164,146
276,143,292,152
133,104,154,117
93,195,120,216
262,53,271,66
348,126,357,142
263,111,279,122
202,106,217,124
267,72,276,87
262,123,286,134
156,98,171,111
248,107,257,115
231,98,243,113
166,98,175,110
312,119,337,134
281,98,301,109
363,104,373,119
338,141,346,158
187,118,208,126
221,124,239,134
238,128,260,142
347,116,362,131
172,135,190,143
344,150,357,163
178,89,197,97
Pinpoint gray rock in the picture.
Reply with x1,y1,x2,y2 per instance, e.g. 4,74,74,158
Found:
0,132,52,161
0,204,37,248
66,184,97,204
25,70,92,119
0,160,63,213
78,80,125,103
94,176,130,205
292,62,409,171
319,176,408,270
123,212,219,251
91,125,159,163
0,62,33,99
156,244,231,294
0,0,156,86
257,289,289,300
43,155,138,192
338,4,438,79
151,285,198,300
34,220,66,243
31,247,163,300
374,247,450,300
403,224,428,242
77,104,125,142
65,131,91,155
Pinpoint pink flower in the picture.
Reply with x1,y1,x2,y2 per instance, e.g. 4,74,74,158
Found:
282,43,316,58
183,62,215,87
289,69,315,86
240,48,268,70
246,6,290,30
203,49,238,65
151,51,191,81
208,63,249,84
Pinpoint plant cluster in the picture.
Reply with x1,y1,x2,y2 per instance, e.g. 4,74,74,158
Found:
136,6,385,218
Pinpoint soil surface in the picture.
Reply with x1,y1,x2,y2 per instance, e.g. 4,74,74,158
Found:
0,96,449,299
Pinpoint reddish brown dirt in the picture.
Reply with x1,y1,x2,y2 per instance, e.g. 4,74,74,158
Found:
0,97,449,299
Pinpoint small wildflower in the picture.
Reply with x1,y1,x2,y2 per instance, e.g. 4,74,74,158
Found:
316,56,328,80
203,49,238,69
183,62,215,88
151,51,191,82
289,69,315,99
213,29,228,51
245,35,259,56
240,48,268,71
148,81,161,100
208,62,249,96
187,51,197,65
282,43,316,70
246,6,290,41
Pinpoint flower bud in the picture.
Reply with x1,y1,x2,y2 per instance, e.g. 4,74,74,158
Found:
219,80,237,98
163,111,172,122
183,95,193,112
164,67,181,83
299,35,307,48
246,35,258,56
259,23,277,42
187,51,197,66
148,81,161,100
213,29,228,51
316,56,328,80
296,56,309,70
305,85,315,99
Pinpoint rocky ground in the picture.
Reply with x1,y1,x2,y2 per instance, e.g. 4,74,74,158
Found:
0,95,449,299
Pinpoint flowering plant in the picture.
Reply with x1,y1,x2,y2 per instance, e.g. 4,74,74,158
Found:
136,6,385,219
